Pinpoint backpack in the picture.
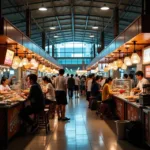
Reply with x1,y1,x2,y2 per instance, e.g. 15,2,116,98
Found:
125,121,143,146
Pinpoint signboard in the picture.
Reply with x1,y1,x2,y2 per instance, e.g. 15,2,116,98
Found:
143,46,150,65
4,49,14,66
145,65,150,78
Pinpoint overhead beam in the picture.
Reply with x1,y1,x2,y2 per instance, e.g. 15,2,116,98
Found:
71,0,74,41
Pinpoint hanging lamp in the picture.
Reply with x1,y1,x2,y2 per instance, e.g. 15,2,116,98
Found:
116,50,123,68
113,61,118,70
101,4,110,10
124,47,132,66
131,41,141,64
12,46,21,68
38,0,47,11
22,52,29,66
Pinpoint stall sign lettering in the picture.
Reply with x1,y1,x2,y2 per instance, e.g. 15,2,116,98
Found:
4,49,14,65
145,65,150,78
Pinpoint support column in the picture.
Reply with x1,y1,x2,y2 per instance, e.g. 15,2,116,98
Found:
97,31,104,54
0,0,4,35
93,44,96,58
42,31,46,51
52,44,54,57
26,8,31,37
142,0,150,15
47,40,50,54
113,7,119,38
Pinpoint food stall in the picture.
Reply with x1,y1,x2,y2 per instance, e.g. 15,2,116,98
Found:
0,17,61,149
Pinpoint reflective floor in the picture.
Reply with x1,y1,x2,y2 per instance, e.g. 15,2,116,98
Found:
8,96,147,150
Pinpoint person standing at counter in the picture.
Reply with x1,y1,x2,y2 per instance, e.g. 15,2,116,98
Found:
55,69,70,121
0,77,11,92
20,74,45,131
133,71,149,93
102,77,117,118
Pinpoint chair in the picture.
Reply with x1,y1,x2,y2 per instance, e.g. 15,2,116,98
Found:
37,108,50,134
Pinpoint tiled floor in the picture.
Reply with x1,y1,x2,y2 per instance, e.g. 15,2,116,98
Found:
8,96,147,150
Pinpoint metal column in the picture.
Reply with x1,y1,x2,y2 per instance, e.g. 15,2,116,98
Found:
52,45,54,57
26,8,31,37
47,40,50,54
93,44,96,58
113,7,119,38
42,31,46,51
142,0,150,15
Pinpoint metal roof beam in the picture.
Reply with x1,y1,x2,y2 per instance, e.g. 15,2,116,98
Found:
71,0,74,41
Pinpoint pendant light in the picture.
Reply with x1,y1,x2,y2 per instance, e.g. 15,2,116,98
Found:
104,58,109,72
30,55,37,65
38,0,47,11
124,47,132,66
113,61,118,70
131,41,141,64
101,4,110,10
12,46,21,68
116,50,123,68
22,52,29,66
92,18,99,30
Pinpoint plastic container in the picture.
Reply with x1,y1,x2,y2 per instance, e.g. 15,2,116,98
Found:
115,120,130,140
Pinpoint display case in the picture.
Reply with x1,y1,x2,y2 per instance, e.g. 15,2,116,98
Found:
112,79,132,96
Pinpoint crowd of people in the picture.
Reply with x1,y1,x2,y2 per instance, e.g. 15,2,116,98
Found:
0,69,149,132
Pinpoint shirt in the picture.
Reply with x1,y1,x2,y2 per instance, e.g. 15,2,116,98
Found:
46,83,55,101
0,85,11,91
67,77,75,89
102,83,112,101
136,77,149,92
74,77,80,86
27,83,45,109
87,79,93,92
55,76,66,91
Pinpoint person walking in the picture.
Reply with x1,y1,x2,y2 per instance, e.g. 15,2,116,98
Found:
55,69,70,121
67,74,75,99
74,74,80,98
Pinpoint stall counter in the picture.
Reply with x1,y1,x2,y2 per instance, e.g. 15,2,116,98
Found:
113,95,143,121
0,99,26,149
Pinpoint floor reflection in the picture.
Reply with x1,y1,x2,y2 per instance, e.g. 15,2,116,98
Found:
8,96,146,150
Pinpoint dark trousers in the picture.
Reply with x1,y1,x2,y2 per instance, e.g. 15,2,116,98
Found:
87,91,91,101
68,88,74,98
103,98,116,116
20,105,43,125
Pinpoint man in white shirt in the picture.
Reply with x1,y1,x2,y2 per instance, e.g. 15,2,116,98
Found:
55,69,70,121
87,74,94,101
133,71,149,93
74,74,80,98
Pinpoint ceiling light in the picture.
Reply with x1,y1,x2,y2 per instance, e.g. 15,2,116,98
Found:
92,26,99,30
54,35,59,38
89,34,94,38
121,63,127,70
22,58,29,66
124,57,132,66
38,3,47,11
50,26,56,30
101,4,110,10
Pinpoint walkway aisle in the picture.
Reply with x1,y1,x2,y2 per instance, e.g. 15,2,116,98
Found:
8,96,146,150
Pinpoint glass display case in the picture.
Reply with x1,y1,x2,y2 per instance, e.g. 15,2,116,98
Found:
112,79,132,96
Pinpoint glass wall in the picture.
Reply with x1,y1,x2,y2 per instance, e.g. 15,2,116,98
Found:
52,42,94,65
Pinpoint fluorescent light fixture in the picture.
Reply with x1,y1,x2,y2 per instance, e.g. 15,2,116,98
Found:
92,26,99,29
50,26,56,30
101,4,110,10
89,34,94,38
54,35,59,38
38,5,47,11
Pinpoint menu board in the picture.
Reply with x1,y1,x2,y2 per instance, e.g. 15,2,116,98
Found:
143,46,150,65
4,49,14,66
145,65,150,78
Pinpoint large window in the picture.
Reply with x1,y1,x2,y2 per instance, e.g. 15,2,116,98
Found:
54,42,94,65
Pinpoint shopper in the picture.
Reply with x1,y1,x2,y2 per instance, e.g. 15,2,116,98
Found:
55,69,70,121
99,76,105,90
20,74,45,132
74,74,80,98
67,74,75,99
102,77,117,118
123,74,128,79
87,74,94,101
91,75,101,101
133,71,149,93
0,77,11,92
80,76,86,95
128,73,135,88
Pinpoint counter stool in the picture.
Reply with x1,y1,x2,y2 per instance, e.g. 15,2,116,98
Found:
38,108,50,134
